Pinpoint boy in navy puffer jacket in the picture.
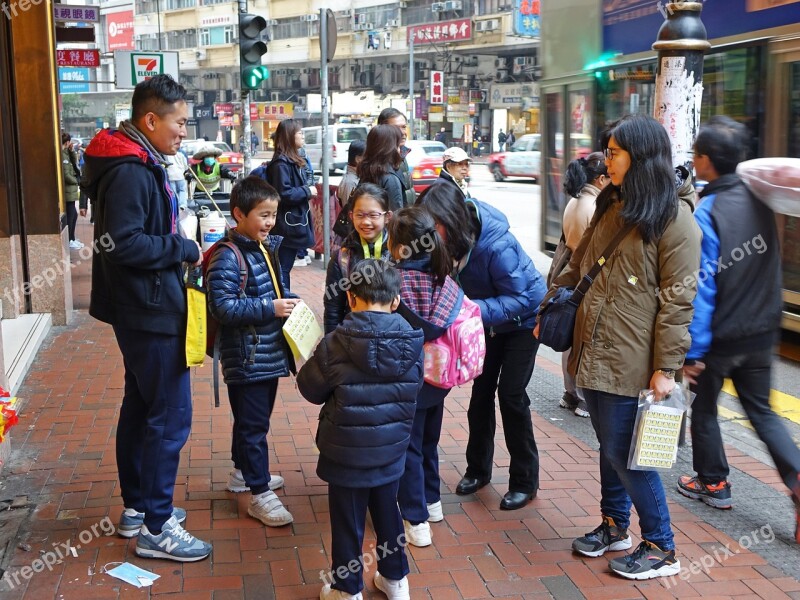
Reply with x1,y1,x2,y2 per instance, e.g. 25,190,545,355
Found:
298,260,424,600
206,177,305,528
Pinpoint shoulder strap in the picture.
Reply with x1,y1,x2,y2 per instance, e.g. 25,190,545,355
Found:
216,241,247,293
338,246,351,277
571,223,636,304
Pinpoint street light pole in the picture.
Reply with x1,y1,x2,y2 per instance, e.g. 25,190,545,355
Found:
239,0,252,175
408,38,415,140
652,1,710,172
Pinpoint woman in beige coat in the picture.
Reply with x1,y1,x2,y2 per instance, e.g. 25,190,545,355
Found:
537,114,701,581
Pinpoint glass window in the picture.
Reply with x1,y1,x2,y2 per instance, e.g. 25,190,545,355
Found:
199,28,210,46
543,90,565,246
569,88,592,160
337,128,368,142
304,130,318,144
209,26,225,45
784,61,800,304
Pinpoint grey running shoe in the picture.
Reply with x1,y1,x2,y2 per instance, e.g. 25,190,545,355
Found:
135,515,212,562
572,515,632,557
560,391,579,410
608,540,680,580
676,475,732,509
118,506,186,539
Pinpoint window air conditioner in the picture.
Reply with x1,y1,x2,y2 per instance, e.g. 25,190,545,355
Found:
431,2,445,12
195,49,207,60
388,18,400,27
268,20,278,26
271,92,281,102
443,1,462,10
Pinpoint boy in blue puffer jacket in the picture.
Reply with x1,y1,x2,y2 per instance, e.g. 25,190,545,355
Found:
206,176,305,528
298,260,424,600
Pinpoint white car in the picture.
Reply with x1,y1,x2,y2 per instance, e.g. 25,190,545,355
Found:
487,134,541,182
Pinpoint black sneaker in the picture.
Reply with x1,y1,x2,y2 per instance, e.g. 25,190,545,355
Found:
572,516,632,557
559,391,579,410
676,475,732,509
608,540,680,580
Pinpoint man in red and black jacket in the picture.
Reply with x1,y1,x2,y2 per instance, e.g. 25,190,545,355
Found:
81,74,212,562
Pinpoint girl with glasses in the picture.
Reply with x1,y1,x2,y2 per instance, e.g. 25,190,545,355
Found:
323,183,391,333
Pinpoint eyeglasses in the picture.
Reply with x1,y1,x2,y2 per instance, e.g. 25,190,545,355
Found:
604,147,622,160
352,211,388,220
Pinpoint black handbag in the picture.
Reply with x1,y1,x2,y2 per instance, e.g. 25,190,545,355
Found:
538,224,634,352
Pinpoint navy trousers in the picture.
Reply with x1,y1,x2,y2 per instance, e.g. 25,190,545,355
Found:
328,481,409,595
228,380,278,495
398,384,448,524
113,327,192,532
277,243,298,291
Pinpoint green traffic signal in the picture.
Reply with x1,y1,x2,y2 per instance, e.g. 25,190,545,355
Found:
239,13,269,91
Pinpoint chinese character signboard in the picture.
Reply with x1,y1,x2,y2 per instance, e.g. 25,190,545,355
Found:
58,67,90,94
408,19,471,45
489,82,540,109
54,4,99,22
430,71,444,105
107,10,134,51
255,102,294,121
513,0,540,37
57,49,100,68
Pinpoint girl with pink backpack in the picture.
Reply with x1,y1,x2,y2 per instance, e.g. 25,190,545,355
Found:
388,206,485,549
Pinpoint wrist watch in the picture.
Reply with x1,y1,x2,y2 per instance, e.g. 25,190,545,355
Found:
654,368,675,379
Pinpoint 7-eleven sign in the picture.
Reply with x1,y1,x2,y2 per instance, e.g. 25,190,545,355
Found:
131,53,164,83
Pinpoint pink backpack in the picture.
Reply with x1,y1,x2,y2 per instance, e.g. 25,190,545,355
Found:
423,296,486,389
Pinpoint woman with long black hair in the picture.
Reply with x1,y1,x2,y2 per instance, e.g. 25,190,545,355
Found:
538,114,701,580
358,124,410,212
417,183,547,512
265,119,316,289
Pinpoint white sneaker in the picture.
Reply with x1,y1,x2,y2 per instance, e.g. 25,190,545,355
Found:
68,240,82,250
319,583,363,600
293,258,308,267
403,520,432,547
426,501,444,523
226,469,284,493
374,573,410,600
305,255,313,265
248,490,293,527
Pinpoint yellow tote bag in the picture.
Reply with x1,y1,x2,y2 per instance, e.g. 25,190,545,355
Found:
282,301,323,361
186,266,207,367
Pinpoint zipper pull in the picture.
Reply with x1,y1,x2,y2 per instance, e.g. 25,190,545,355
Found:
489,326,496,338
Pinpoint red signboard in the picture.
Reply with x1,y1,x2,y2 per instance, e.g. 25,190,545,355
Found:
407,19,472,45
430,71,444,105
107,10,134,51
57,49,100,68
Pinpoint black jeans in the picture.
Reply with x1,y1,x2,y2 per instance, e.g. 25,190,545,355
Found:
277,244,297,291
690,348,800,490
66,200,78,241
464,328,540,493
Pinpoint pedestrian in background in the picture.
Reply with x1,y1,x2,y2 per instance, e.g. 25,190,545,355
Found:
61,132,83,250
206,176,299,528
265,119,316,289
553,152,609,418
435,127,447,144
167,147,189,210
298,260,424,600
82,74,211,562
418,183,546,512
678,116,800,541
358,124,408,212
378,108,416,207
539,114,701,580
497,129,507,151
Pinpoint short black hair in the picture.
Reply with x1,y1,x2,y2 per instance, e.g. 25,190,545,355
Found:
378,107,406,125
694,115,748,176
231,176,279,219
348,140,366,166
131,74,187,122
349,259,400,305
61,132,71,144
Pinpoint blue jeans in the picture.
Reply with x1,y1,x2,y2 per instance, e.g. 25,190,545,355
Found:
582,388,675,550
169,178,188,210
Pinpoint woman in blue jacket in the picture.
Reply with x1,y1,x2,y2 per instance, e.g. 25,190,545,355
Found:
417,183,547,511
266,119,316,289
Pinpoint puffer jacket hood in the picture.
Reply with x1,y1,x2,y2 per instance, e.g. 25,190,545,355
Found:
82,129,153,192
296,311,424,488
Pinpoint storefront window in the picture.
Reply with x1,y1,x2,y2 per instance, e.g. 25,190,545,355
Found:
595,65,656,142
569,88,592,160
543,90,565,246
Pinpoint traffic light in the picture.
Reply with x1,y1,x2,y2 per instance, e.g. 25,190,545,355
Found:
239,13,269,91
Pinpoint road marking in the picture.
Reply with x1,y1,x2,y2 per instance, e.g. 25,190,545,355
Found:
715,380,800,429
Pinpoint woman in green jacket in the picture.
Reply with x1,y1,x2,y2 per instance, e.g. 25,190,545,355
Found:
61,132,82,249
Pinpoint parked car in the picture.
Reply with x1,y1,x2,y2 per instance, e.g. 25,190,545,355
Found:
487,133,541,182
303,124,370,174
405,140,447,192
181,139,243,173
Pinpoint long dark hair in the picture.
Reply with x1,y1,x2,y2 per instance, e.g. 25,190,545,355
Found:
387,206,451,285
563,152,606,198
415,183,477,261
357,124,402,183
272,118,305,168
596,114,679,243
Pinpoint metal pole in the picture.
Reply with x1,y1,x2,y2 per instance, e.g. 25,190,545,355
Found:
408,38,415,140
652,2,710,172
239,0,252,175
320,7,330,266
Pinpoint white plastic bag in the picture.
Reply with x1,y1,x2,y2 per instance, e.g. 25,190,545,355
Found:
736,157,800,217
627,385,695,472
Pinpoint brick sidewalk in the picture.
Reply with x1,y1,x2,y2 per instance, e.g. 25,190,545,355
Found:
0,218,798,599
